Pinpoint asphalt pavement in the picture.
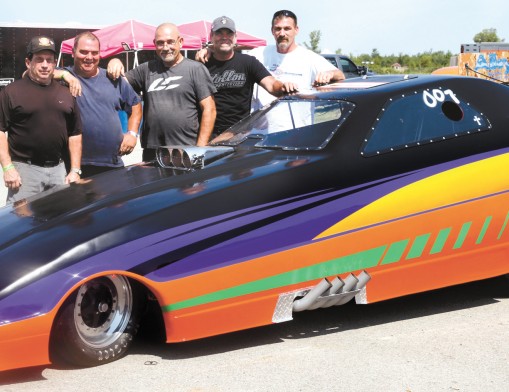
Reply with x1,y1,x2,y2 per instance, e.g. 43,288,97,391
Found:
1,276,509,391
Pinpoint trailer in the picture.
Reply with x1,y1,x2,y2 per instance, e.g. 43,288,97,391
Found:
0,23,157,89
0,24,97,87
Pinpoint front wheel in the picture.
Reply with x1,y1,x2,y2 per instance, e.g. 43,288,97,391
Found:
50,275,142,367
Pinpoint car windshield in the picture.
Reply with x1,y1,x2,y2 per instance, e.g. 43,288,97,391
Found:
209,99,355,150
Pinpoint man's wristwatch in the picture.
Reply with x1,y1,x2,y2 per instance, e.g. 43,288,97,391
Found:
71,167,82,176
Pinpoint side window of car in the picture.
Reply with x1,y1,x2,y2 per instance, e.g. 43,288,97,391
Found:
339,58,358,74
361,88,492,156
324,57,339,68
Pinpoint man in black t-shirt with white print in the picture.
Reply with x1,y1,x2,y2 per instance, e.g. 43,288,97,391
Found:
205,16,298,136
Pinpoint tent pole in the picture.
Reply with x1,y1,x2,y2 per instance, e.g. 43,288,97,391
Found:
57,43,63,66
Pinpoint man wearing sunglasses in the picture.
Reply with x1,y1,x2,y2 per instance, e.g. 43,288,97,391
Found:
108,23,217,161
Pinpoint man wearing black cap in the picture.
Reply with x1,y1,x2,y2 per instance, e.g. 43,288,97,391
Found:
0,36,82,204
205,16,297,136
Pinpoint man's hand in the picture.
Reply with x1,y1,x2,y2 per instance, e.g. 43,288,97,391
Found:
119,132,137,155
62,72,82,97
262,77,299,97
281,81,299,93
313,71,335,86
195,47,212,64
3,166,21,189
107,58,125,80
65,171,80,184
313,69,345,87
53,69,82,97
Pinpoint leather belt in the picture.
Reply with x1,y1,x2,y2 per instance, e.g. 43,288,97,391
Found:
13,158,62,167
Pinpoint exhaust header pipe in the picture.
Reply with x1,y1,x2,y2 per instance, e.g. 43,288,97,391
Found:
292,270,371,313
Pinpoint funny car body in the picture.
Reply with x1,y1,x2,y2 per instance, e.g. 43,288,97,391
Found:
2,74,509,371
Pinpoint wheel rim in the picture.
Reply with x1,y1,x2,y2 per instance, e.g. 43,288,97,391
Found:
73,275,133,348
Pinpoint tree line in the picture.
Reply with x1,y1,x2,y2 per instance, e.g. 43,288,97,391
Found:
350,50,454,74
304,28,504,74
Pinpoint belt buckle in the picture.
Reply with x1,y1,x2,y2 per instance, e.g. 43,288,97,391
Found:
28,159,60,167
44,160,60,167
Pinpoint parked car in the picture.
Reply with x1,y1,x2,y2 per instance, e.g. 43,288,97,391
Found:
321,53,374,78
2,74,509,371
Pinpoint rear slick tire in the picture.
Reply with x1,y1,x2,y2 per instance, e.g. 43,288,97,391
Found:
50,275,141,367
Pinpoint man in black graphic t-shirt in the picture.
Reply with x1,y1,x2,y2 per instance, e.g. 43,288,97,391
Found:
205,16,298,136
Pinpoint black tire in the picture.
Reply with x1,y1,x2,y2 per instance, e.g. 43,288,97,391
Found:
50,275,142,367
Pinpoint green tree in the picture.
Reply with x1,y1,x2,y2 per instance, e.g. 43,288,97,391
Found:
303,30,322,53
473,28,504,43
351,49,452,74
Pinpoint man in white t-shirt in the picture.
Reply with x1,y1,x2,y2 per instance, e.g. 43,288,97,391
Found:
249,10,345,130
250,10,345,109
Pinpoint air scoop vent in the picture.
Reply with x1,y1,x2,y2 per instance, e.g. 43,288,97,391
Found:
156,146,234,170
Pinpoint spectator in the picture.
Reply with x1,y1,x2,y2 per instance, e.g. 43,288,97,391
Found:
55,32,142,178
202,16,298,136
107,23,216,161
0,36,82,204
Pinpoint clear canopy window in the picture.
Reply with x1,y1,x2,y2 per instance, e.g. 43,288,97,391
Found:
210,99,355,151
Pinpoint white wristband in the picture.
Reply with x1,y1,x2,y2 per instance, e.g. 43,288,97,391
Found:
127,130,139,138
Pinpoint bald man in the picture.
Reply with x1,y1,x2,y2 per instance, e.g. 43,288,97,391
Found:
108,23,216,161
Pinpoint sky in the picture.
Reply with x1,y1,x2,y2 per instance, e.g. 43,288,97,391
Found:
2,0,509,56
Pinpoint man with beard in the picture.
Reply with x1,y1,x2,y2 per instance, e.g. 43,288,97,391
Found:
0,36,82,203
108,23,216,161
249,10,345,113
55,32,142,178
205,16,298,136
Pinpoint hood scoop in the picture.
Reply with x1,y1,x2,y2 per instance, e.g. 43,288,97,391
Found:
156,146,234,171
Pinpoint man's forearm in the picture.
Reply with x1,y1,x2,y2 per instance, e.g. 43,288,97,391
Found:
68,134,82,169
196,99,216,146
0,131,12,167
197,110,215,146
127,103,142,134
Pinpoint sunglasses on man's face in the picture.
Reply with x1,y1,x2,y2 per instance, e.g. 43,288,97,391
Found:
272,10,297,23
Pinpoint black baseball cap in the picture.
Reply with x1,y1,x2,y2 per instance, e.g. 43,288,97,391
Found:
27,36,56,56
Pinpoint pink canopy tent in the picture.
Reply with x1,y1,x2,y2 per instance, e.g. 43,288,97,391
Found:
58,20,202,66
177,20,266,49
